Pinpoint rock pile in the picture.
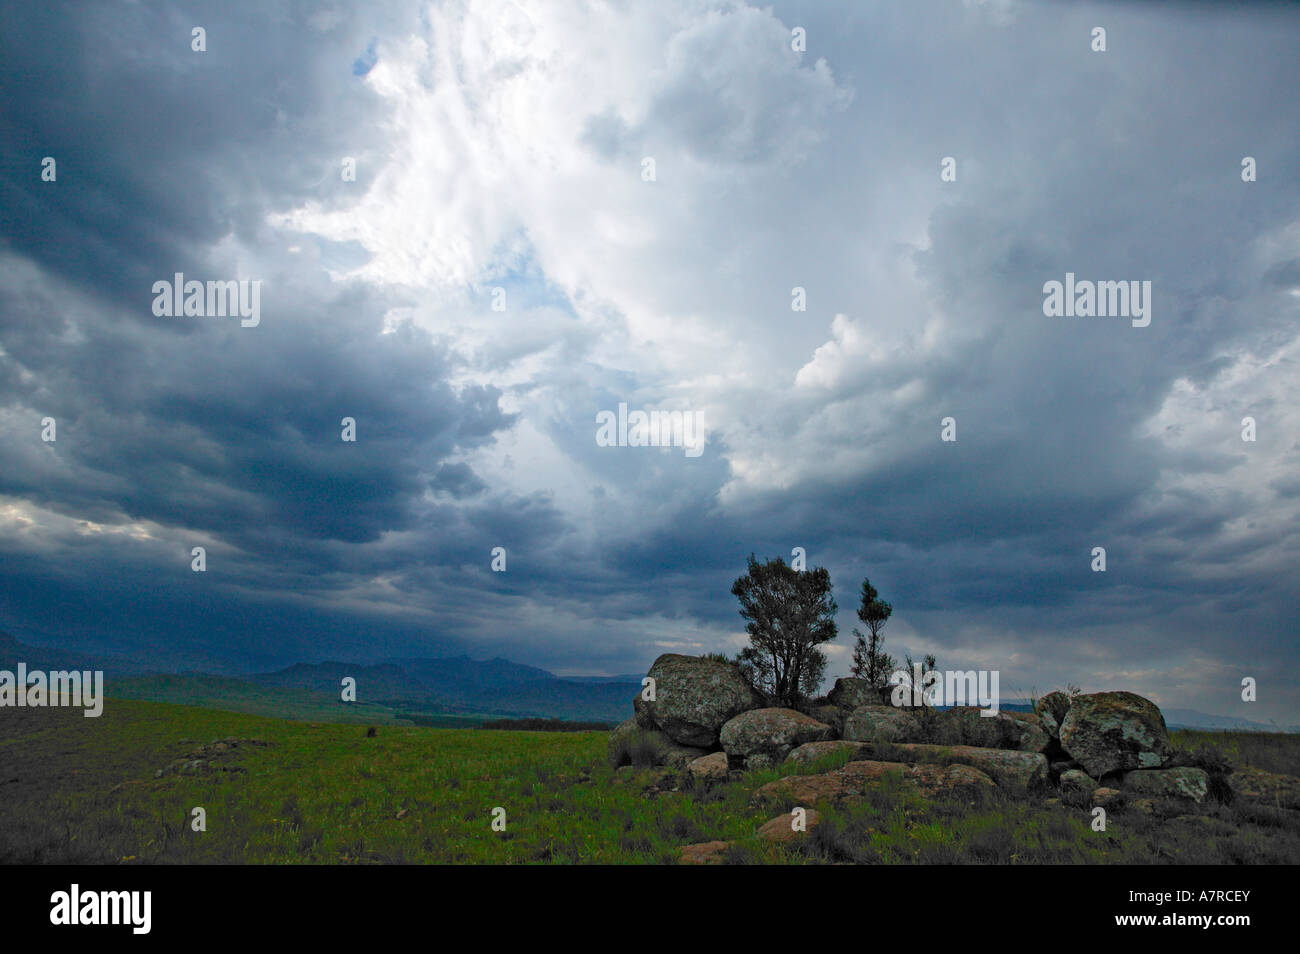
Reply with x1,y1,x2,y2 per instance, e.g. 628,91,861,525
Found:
152,737,272,779
611,655,1249,819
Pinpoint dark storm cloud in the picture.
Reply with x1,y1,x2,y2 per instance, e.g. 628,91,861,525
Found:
0,0,1296,723
0,0,562,666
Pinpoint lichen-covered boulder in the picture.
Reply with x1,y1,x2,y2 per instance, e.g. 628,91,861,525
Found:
827,677,876,711
786,740,870,765
685,751,729,783
889,743,1049,789
1003,711,1051,752
632,693,657,729
842,705,920,743
753,759,995,805
939,708,1049,751
1034,691,1073,740
1120,767,1211,808
1058,691,1172,778
720,707,831,766
639,653,763,748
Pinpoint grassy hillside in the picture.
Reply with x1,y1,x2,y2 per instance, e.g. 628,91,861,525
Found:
2,699,1297,864
107,675,416,725
250,658,637,723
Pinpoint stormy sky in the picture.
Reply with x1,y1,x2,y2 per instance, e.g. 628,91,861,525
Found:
1,0,1297,723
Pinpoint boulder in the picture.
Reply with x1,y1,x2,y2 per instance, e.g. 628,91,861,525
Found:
889,743,1049,789
685,751,730,783
786,740,870,765
1003,711,1051,752
1058,691,1172,778
1120,767,1211,808
842,705,920,743
640,653,763,747
939,708,1049,751
607,719,706,769
1059,768,1099,806
721,707,832,767
659,742,711,771
678,841,731,865
758,809,823,844
1229,767,1300,811
1034,691,1072,739
753,759,995,805
944,708,1011,748
632,694,657,729
827,677,877,711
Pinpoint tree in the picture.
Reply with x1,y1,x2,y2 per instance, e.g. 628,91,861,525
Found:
731,554,837,706
849,577,894,688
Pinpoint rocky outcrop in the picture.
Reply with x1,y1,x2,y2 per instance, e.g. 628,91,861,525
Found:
612,657,1246,831
1120,767,1211,808
786,740,870,765
638,654,763,748
1058,691,1172,777
753,759,995,805
720,707,832,768
888,743,1049,789
842,705,920,743
152,737,270,779
937,708,1050,752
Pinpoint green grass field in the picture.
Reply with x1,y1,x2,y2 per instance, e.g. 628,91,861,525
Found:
2,698,1298,864
107,674,504,728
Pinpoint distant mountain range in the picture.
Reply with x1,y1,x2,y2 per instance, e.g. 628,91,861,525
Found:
1,631,1292,731
0,631,637,724
247,656,638,722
